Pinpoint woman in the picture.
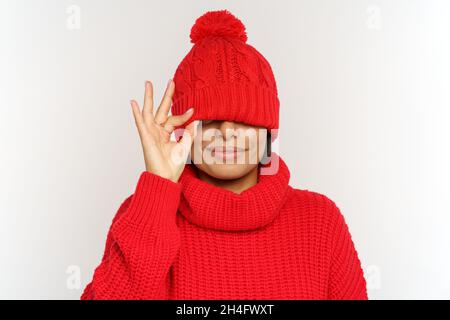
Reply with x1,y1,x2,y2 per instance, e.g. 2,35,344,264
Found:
81,9,368,300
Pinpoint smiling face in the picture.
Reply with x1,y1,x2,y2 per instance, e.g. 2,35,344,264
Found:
190,120,268,180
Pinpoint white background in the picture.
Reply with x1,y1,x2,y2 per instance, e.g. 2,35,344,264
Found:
1,0,449,299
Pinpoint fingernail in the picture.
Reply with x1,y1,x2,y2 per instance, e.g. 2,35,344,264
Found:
186,107,194,113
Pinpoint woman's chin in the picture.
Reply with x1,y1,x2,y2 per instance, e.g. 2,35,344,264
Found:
197,162,257,180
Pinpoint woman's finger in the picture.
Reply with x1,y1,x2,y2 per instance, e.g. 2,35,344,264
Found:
142,81,155,123
154,79,175,125
130,99,153,146
175,120,199,164
162,107,194,134
131,99,144,127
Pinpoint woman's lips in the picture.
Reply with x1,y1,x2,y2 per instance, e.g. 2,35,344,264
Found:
210,147,247,158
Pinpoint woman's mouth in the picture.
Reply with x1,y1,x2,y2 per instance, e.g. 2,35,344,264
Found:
210,147,247,159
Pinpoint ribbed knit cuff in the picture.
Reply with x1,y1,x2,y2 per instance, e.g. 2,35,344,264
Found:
172,82,279,132
113,171,182,235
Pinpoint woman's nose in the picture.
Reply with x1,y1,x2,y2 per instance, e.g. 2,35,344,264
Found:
218,121,238,140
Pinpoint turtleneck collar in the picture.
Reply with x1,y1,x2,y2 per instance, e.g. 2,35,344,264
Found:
178,152,292,232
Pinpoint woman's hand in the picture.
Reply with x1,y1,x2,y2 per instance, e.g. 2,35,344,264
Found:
130,79,198,183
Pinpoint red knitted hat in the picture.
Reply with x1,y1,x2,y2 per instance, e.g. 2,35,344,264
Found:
172,10,280,142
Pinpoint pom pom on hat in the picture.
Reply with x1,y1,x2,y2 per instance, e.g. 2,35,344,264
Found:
190,9,248,44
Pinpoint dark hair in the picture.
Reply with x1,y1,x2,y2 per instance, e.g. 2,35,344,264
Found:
260,131,272,164
266,131,272,157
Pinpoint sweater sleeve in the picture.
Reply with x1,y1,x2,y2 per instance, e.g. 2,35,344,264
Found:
81,171,182,300
328,204,368,300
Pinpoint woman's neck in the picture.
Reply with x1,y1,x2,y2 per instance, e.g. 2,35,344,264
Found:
196,166,259,194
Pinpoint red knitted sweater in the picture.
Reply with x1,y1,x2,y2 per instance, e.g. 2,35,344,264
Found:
81,152,368,300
